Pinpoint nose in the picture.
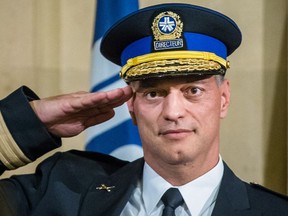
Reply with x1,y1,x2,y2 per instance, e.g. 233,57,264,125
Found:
162,91,186,122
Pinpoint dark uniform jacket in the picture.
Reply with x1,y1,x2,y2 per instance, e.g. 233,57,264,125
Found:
0,86,287,216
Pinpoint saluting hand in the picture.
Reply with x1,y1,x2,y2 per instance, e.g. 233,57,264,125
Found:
30,86,133,137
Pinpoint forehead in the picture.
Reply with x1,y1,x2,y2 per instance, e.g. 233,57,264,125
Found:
131,75,214,88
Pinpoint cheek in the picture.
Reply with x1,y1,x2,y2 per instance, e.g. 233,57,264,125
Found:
133,103,162,138
132,98,162,121
134,105,156,127
134,109,157,151
195,97,222,126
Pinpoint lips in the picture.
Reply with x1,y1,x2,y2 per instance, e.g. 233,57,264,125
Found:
159,128,195,139
160,129,190,134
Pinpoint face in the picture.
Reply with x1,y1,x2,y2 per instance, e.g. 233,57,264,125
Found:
127,75,230,170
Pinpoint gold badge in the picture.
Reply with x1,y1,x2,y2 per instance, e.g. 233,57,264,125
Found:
96,184,115,192
151,11,184,51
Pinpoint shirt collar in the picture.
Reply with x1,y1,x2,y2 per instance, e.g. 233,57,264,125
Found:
142,156,224,215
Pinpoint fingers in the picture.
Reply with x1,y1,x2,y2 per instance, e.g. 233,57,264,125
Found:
84,110,116,127
71,86,133,111
91,86,132,106
29,86,133,138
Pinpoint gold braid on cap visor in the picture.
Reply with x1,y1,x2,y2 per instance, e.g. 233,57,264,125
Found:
120,51,230,81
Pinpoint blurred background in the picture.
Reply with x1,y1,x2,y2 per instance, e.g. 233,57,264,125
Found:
0,0,287,194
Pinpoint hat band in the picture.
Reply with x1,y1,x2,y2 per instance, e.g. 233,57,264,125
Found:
120,32,227,65
120,50,229,79
122,58,225,81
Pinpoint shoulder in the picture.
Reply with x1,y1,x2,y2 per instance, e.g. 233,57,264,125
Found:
46,150,130,174
223,162,287,202
221,162,287,214
244,181,288,212
246,181,287,200
28,150,133,188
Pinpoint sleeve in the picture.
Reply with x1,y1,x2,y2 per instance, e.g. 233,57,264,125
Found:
0,152,62,216
0,86,61,173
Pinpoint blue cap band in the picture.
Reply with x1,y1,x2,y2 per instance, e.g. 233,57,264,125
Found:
121,32,227,66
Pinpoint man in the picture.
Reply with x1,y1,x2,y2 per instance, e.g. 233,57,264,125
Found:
0,3,287,216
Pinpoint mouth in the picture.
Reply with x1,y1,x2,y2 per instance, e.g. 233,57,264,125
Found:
159,129,196,139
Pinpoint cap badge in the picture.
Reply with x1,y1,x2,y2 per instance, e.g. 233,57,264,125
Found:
152,11,183,51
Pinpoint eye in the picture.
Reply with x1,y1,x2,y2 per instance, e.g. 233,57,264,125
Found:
147,91,158,98
191,87,201,94
143,89,165,100
184,87,203,97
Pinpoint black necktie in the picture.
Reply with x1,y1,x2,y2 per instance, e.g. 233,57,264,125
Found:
161,188,184,216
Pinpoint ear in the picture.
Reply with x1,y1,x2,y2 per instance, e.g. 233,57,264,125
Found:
127,98,137,125
220,79,231,119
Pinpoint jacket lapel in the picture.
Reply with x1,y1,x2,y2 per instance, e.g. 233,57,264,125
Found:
79,158,144,216
212,162,262,216
78,158,264,216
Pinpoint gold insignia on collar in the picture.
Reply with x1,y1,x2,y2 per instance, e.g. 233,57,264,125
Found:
152,11,183,41
96,184,115,192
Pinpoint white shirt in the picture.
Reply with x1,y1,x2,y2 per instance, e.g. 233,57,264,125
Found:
120,157,224,216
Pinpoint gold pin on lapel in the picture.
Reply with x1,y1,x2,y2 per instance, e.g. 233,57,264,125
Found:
96,184,115,192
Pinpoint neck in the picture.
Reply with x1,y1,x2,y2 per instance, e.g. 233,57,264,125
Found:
145,154,219,186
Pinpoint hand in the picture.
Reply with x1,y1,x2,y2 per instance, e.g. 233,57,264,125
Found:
30,86,133,137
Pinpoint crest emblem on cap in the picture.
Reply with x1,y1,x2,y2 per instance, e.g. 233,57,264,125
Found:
152,11,183,51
